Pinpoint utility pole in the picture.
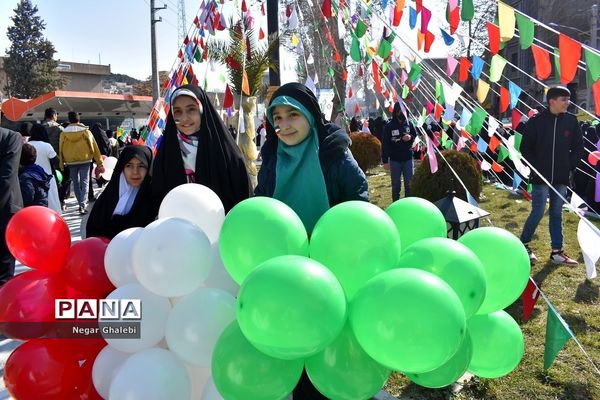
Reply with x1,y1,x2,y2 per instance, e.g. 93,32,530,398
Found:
267,1,280,90
151,0,167,105
177,0,187,47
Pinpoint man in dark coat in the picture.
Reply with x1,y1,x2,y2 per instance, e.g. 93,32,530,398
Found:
519,86,584,265
0,127,24,286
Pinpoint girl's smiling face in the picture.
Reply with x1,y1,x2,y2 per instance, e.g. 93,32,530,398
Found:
271,105,311,146
172,95,201,136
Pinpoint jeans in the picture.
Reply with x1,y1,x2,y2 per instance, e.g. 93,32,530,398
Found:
390,159,414,201
69,163,91,209
520,184,567,250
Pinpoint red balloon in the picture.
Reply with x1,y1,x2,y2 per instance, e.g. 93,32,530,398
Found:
70,357,103,400
6,206,71,273
0,270,67,339
70,338,106,361
588,150,600,167
62,238,114,297
4,339,85,400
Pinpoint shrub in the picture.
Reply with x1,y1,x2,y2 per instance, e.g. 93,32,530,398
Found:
349,132,381,173
411,149,482,202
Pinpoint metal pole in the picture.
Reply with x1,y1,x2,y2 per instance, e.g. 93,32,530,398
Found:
150,0,167,105
267,0,280,87
587,4,598,111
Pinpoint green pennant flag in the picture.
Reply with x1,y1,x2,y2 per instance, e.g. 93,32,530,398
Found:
467,107,487,136
387,32,397,44
527,182,532,193
355,19,367,38
553,48,561,82
461,0,474,21
417,107,426,126
382,62,389,73
497,145,510,162
378,39,392,59
435,80,446,105
584,48,600,82
350,34,362,62
489,55,508,82
194,47,202,62
443,139,453,149
408,62,422,82
402,84,410,99
515,13,535,50
327,67,335,77
442,131,449,142
544,305,573,369
514,132,523,151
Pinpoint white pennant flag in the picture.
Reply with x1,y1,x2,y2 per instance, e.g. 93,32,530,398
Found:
305,76,317,95
577,219,600,279
307,53,314,65
238,110,246,134
288,8,298,30
488,117,500,137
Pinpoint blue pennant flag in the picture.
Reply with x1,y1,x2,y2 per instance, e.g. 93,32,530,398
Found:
409,7,417,29
460,108,472,127
512,171,523,190
477,136,488,153
471,56,485,80
509,81,523,109
441,29,455,46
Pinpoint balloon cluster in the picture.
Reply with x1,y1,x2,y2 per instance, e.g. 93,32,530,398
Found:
213,196,530,399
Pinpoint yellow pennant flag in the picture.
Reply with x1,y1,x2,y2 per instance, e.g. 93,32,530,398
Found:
498,2,516,42
242,69,250,95
291,33,299,46
477,79,490,104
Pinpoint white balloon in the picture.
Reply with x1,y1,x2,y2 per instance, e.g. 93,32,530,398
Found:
202,377,224,400
109,348,190,400
200,244,239,296
104,227,143,287
101,156,119,180
166,287,236,367
185,364,212,400
102,283,171,353
92,345,130,399
159,183,225,244
132,217,213,297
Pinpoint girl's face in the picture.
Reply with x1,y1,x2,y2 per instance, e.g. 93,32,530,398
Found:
123,156,148,187
271,105,310,146
172,95,202,136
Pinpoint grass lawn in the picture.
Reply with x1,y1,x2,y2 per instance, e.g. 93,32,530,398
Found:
365,166,600,400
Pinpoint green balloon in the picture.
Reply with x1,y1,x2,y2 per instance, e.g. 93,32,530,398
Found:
237,256,347,360
405,333,473,388
219,197,309,284
467,311,524,378
397,237,486,318
310,201,401,300
55,170,63,184
386,197,447,249
458,227,530,315
349,268,466,373
306,323,391,400
211,321,304,400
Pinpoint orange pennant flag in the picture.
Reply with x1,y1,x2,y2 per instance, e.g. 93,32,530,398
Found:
559,34,582,84
500,86,510,113
492,161,504,173
531,44,552,80
372,60,382,93
424,30,435,53
488,135,501,153
593,79,600,116
434,103,444,120
242,69,250,95
417,30,425,51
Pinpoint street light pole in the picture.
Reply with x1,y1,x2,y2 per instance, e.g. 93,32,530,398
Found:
150,0,167,105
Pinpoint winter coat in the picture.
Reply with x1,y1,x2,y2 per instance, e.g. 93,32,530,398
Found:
59,123,104,169
255,123,369,206
42,120,63,155
520,109,584,185
381,104,417,163
19,164,52,207
0,128,23,227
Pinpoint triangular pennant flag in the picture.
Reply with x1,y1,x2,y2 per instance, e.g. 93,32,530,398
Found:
514,132,523,151
512,170,523,190
460,108,472,128
372,60,382,93
459,57,472,82
544,305,573,369
417,29,425,51
378,38,392,58
321,0,332,18
553,48,561,82
577,218,600,279
461,0,474,21
426,135,438,173
487,22,501,55
434,102,444,120
477,136,488,153
242,69,250,95
515,13,535,49
441,29,455,46
424,30,435,53
409,7,417,29
393,0,405,26
488,117,500,137
593,78,600,116
416,0,422,14
354,102,360,116
305,76,317,95
449,5,460,34
350,35,362,62
355,19,367,38
498,1,516,42
531,44,552,80
468,107,486,136
489,54,508,82
223,84,233,109
258,27,265,40
408,62,422,82
477,79,490,104
497,145,510,162
447,56,459,76
426,100,434,115
489,134,501,152
492,161,504,173
509,81,522,109
421,7,432,32
512,108,522,129
471,56,485,80
585,48,600,82
559,34,582,84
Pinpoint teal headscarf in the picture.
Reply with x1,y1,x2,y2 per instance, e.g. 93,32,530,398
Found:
267,96,329,234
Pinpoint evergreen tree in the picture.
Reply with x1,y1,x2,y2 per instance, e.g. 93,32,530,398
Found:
4,0,65,98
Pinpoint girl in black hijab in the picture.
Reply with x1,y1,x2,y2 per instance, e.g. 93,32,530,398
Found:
86,145,155,239
151,84,252,213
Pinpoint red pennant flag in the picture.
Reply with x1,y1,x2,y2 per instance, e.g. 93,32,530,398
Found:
372,60,382,93
358,65,363,77
449,6,460,34
259,27,265,40
242,70,250,95
470,140,478,152
416,0,422,13
426,101,434,115
321,0,332,18
559,34,582,84
593,79,600,116
500,86,510,113
488,134,501,153
193,15,200,28
391,87,398,103
341,68,348,81
354,102,360,116
424,30,435,53
531,44,552,80
348,87,353,98
460,129,471,140
393,0,405,26
223,84,233,109
511,108,522,130
183,35,190,45
261,2,265,15
492,161,504,173
285,5,292,18
335,51,341,63
458,57,471,82
434,103,444,120
521,278,540,322
177,49,184,60
388,104,394,113
241,0,247,12
487,22,500,55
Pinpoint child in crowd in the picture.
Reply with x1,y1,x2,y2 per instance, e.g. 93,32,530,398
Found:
19,143,52,207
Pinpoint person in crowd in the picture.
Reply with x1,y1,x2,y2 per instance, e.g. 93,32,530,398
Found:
86,145,155,239
18,122,32,143
0,127,23,286
152,84,252,214
42,107,63,155
90,123,111,190
255,81,368,399
59,111,104,214
349,116,361,133
519,86,584,265
106,129,120,158
27,123,61,213
381,102,417,201
18,143,52,207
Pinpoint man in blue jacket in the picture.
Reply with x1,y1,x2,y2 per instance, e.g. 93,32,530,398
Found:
381,102,417,201
519,86,583,265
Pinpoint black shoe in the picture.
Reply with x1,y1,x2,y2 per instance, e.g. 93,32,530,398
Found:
79,206,88,214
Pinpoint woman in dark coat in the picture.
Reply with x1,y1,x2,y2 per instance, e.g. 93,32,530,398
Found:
86,145,155,239
151,84,252,213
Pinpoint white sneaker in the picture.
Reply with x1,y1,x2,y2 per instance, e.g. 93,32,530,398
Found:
550,250,578,266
